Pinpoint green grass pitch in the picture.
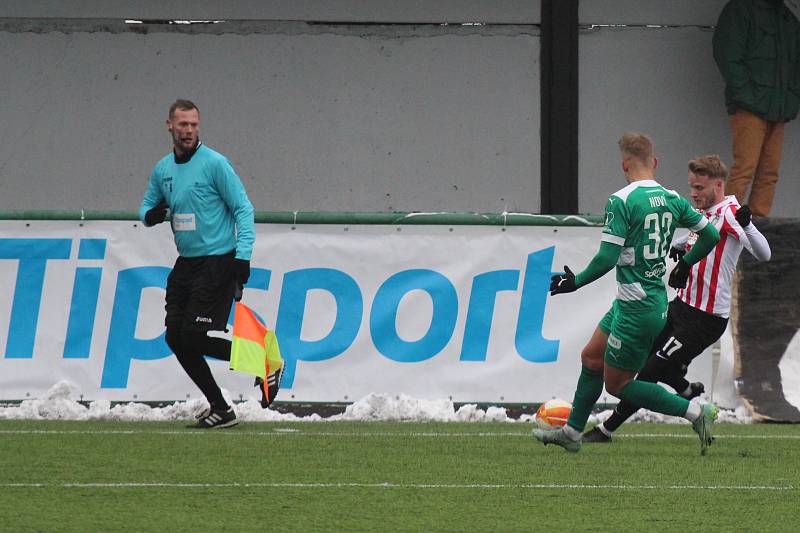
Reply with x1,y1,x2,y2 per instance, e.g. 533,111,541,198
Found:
1,420,798,532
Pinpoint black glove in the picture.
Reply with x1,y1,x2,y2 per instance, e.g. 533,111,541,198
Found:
668,258,690,289
144,200,168,226
668,246,685,262
234,258,250,285
233,259,250,302
735,205,751,227
550,265,577,295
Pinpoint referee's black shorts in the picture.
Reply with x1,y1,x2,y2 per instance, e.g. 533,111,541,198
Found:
652,297,728,366
165,251,237,332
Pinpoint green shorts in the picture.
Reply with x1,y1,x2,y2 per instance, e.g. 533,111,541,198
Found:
598,301,667,372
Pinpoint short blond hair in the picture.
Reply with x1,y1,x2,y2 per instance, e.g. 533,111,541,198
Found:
688,154,728,181
618,132,654,164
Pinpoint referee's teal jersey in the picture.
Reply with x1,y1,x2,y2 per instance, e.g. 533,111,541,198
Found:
139,143,255,260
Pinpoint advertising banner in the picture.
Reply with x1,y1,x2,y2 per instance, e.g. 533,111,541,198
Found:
1,220,714,404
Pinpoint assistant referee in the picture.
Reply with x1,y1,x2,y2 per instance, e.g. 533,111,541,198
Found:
139,99,255,429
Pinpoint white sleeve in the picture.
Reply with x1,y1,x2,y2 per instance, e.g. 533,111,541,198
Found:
670,231,690,250
722,209,769,261
742,223,771,261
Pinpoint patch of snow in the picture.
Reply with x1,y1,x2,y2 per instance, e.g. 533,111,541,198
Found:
0,381,752,424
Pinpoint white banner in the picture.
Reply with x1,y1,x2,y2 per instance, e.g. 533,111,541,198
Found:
0,220,719,404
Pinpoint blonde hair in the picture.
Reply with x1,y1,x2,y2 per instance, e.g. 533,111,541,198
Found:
618,132,654,164
688,154,728,181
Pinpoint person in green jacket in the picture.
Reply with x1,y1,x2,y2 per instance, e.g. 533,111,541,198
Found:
713,0,800,218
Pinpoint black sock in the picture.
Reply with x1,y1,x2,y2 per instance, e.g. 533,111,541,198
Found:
660,361,690,394
169,327,228,409
603,400,637,433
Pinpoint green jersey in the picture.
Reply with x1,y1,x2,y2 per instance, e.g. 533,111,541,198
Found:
601,179,707,311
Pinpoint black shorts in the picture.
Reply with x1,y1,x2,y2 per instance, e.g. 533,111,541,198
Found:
651,298,729,367
165,252,237,332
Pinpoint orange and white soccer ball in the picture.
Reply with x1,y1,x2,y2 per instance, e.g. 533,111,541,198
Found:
535,398,572,430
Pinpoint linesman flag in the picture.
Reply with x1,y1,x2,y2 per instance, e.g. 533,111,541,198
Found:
230,302,284,407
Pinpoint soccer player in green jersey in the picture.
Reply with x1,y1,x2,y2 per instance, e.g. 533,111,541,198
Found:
533,133,721,455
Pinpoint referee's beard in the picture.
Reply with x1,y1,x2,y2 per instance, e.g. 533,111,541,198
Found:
172,132,199,158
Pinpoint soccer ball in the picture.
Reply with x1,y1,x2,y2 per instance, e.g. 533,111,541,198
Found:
535,398,572,430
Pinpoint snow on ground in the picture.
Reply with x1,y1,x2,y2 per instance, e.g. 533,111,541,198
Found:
0,381,753,424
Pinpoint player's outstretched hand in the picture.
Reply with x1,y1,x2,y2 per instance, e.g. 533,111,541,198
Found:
668,246,685,262
144,200,169,226
735,205,751,227
668,258,690,289
550,265,577,295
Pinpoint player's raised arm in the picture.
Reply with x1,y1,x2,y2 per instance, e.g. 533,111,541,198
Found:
729,206,771,262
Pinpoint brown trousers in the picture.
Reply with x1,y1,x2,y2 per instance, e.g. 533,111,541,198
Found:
727,108,785,217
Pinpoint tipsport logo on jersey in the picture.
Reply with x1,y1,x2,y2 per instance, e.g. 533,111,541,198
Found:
0,236,562,391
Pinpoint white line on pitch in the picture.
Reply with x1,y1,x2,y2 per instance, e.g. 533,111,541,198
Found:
0,482,794,491
0,429,799,439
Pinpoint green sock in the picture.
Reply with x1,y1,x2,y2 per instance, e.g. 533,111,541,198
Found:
566,366,604,433
619,380,689,417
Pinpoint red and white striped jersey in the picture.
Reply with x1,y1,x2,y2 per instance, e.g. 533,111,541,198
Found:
677,196,746,318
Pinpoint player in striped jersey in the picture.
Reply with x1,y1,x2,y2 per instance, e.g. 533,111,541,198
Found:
533,133,721,455
585,154,770,442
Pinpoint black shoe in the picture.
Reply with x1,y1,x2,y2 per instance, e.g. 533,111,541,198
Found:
680,382,705,400
255,366,283,408
582,426,612,443
188,406,238,429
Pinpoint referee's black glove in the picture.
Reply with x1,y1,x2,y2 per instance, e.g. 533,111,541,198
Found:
234,258,251,285
144,200,168,226
668,258,690,289
550,265,577,295
735,205,751,227
668,246,685,262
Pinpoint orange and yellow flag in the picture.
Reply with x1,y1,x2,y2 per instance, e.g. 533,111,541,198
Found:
230,302,283,379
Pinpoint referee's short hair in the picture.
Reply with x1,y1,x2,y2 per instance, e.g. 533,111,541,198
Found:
688,155,728,181
169,99,199,118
